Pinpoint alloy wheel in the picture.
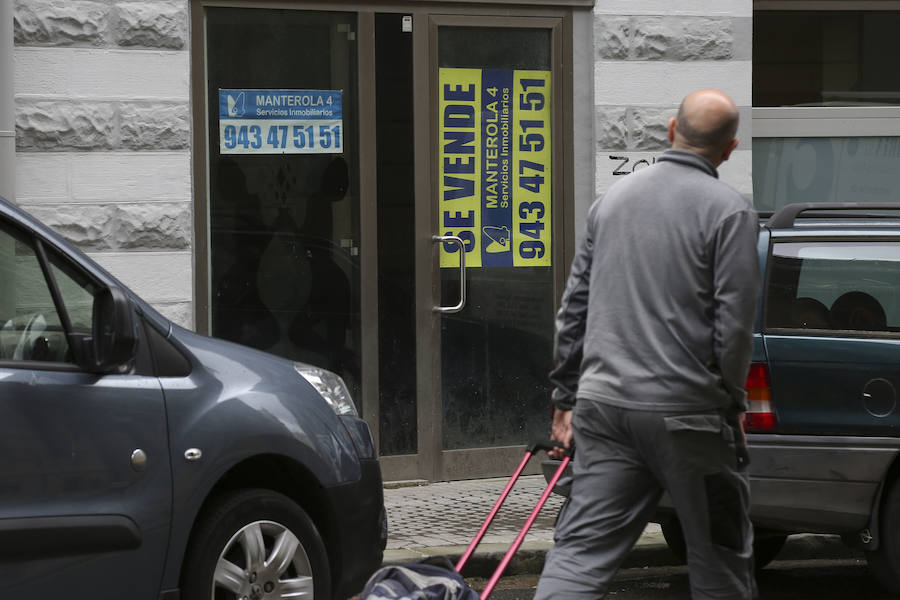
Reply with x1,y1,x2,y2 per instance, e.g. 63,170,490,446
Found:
213,519,314,600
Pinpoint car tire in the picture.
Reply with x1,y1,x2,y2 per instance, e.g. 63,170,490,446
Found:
752,530,789,568
181,488,332,600
660,517,787,569
866,478,900,595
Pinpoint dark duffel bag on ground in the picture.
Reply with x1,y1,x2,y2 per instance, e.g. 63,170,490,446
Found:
358,562,479,600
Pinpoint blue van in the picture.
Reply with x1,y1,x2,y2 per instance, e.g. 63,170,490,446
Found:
0,194,387,600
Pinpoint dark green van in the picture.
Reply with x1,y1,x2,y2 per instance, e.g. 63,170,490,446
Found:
734,203,900,592
546,203,900,593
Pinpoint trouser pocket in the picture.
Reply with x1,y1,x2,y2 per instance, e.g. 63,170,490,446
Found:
704,471,745,552
663,413,730,437
662,412,747,552
664,412,748,469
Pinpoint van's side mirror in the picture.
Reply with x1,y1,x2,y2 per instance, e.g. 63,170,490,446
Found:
81,285,138,373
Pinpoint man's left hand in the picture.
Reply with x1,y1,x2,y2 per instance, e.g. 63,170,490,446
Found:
548,408,573,459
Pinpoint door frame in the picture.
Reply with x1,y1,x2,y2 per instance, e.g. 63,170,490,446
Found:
190,0,578,482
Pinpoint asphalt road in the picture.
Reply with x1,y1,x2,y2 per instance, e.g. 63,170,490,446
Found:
471,557,894,599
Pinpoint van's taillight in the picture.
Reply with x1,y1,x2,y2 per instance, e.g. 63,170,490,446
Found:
742,362,776,432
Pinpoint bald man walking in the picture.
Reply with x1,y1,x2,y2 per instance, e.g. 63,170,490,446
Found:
534,90,760,599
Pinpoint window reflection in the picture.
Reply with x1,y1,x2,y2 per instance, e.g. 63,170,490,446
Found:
206,8,361,403
753,137,900,212
755,11,900,107
765,243,900,333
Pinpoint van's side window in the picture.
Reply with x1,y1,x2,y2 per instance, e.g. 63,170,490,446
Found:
46,251,100,344
0,223,101,365
765,241,900,334
0,224,71,362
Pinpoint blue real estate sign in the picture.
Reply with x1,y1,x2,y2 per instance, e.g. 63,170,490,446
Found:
218,89,343,154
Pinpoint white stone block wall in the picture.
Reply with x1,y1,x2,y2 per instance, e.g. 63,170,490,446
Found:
10,1,755,332
591,1,753,226
12,0,193,329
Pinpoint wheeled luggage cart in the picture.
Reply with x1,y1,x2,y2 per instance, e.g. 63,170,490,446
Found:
357,440,572,600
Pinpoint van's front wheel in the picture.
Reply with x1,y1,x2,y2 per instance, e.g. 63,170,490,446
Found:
181,489,331,600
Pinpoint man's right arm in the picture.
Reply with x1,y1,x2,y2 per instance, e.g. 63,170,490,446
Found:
549,200,598,411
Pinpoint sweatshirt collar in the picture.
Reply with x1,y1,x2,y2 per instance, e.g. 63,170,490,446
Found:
657,149,719,179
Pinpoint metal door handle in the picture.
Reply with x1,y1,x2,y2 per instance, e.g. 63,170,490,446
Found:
433,235,466,313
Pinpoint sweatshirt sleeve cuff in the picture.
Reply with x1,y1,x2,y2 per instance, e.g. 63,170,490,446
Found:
730,388,749,414
551,389,576,411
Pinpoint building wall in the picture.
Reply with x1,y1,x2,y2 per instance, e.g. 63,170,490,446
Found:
590,0,752,230
11,0,754,329
12,0,194,328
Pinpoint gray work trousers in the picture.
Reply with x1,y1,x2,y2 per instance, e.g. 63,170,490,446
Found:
535,401,757,600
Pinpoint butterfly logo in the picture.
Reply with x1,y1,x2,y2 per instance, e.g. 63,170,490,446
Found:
483,226,511,253
227,92,246,117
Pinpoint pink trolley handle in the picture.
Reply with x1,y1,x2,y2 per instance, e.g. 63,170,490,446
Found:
454,440,573,600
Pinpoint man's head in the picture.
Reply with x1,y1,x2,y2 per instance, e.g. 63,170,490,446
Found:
667,89,739,167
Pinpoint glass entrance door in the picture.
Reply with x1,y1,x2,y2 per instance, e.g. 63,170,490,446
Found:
429,17,562,480
374,13,563,481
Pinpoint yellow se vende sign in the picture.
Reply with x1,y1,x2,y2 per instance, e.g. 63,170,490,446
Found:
438,68,551,269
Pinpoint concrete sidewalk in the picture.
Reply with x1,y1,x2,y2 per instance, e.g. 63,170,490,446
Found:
384,475,671,577
382,475,854,578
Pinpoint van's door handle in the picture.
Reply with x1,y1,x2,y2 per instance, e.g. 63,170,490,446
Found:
433,235,466,313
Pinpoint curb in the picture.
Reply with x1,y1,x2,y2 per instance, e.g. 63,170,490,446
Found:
384,537,683,578
383,533,854,578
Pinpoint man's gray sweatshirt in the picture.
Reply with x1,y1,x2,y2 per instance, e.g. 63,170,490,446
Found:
550,149,760,414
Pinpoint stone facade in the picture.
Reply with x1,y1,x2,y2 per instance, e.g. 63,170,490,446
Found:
597,16,734,62
14,0,186,48
13,0,192,328
592,1,753,199
11,1,755,333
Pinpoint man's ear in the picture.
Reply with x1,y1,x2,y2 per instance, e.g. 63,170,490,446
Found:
720,138,739,163
668,117,677,143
